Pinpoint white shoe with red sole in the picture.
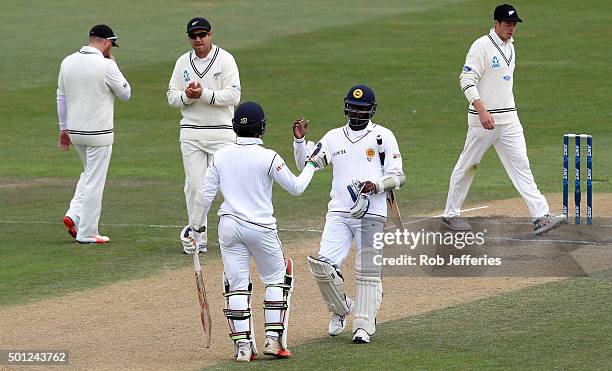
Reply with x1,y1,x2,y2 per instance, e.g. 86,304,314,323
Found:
63,216,78,238
77,235,110,244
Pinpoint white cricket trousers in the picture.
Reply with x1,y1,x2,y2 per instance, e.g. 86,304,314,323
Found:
181,139,231,244
318,213,385,268
219,216,286,336
66,144,112,239
444,122,549,219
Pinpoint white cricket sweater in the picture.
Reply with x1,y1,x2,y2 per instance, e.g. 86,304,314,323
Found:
294,121,404,220
57,46,131,146
193,137,315,231
167,45,241,142
460,29,519,126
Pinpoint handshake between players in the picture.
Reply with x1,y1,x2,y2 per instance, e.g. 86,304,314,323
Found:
187,84,405,362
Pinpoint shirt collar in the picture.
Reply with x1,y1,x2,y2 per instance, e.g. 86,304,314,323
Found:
191,44,217,61
236,137,263,145
489,28,513,45
344,120,375,134
79,46,103,56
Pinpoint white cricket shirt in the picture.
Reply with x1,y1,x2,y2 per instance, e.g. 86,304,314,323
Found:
167,45,241,142
294,121,404,219
56,46,131,146
197,137,315,230
460,29,519,126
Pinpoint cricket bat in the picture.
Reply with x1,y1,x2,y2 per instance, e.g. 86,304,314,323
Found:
193,244,212,348
376,135,403,230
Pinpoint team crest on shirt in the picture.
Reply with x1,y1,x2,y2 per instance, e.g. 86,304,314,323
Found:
492,56,500,68
366,148,376,161
183,70,191,82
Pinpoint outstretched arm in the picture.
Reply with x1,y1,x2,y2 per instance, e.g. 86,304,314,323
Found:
270,153,317,196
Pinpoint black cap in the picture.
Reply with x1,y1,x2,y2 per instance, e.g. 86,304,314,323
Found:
89,24,119,47
494,4,523,22
232,102,267,137
345,84,376,106
187,17,211,33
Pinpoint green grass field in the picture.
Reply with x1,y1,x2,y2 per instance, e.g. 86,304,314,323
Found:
1,0,610,369
207,277,612,370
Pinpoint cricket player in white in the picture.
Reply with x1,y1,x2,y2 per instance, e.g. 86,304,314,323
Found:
442,4,565,235
189,102,319,361
57,24,131,244
168,17,241,253
293,84,405,344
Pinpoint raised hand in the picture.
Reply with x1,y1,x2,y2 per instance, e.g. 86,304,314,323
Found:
293,117,309,139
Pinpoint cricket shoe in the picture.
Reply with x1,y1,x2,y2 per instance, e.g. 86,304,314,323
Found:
329,298,354,336
63,216,78,238
235,342,255,362
77,235,110,244
441,216,472,231
534,214,567,236
352,328,371,344
263,335,291,358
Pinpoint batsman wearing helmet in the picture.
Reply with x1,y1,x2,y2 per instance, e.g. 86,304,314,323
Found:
190,102,319,361
293,84,406,344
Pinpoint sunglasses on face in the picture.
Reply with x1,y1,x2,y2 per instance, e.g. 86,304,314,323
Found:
189,32,209,40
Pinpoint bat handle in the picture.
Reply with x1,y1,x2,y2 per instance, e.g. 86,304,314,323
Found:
376,135,385,165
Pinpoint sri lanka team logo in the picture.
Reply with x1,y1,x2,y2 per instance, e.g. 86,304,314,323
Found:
366,148,376,161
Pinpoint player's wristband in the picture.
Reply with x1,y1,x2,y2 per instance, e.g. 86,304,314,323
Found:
306,161,318,168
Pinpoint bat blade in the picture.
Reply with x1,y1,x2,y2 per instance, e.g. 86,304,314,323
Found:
194,252,212,348
386,190,403,230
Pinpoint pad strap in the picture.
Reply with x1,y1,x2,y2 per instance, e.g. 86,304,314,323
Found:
223,308,251,320
229,331,252,342
264,322,285,333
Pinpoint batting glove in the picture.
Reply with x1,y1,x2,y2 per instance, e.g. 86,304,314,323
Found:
306,142,329,169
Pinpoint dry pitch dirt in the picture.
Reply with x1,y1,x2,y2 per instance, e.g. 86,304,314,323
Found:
1,193,610,371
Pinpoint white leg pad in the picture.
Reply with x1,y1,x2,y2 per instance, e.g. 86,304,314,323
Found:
263,257,294,350
307,256,350,315
352,273,383,336
223,273,257,356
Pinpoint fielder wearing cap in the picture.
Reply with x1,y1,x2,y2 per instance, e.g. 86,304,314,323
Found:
293,84,406,344
167,17,242,254
189,102,317,361
441,4,565,235
57,24,131,244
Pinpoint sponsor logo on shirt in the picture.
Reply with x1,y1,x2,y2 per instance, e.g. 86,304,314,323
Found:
462,65,472,72
183,70,191,82
276,163,285,172
503,75,512,81
392,153,401,159
492,56,500,68
213,72,221,79
331,149,346,158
